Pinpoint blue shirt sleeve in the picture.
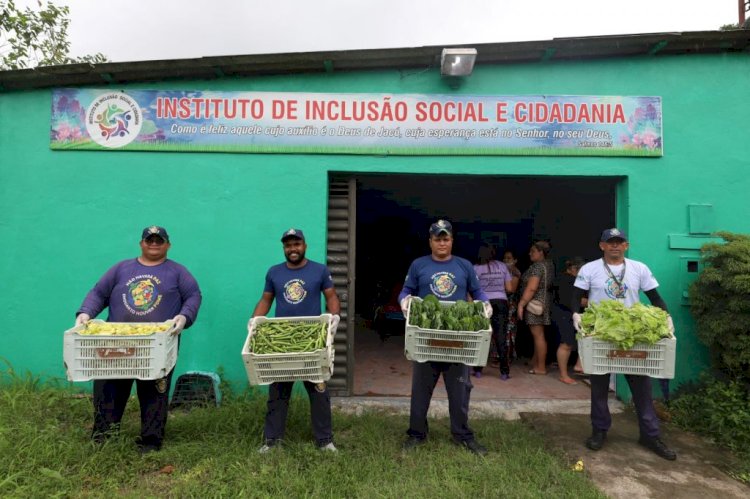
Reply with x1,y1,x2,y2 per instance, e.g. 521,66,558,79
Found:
465,260,489,301
398,260,418,302
177,266,202,328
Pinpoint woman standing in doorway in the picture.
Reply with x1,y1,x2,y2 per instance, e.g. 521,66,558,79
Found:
517,241,554,375
502,250,522,366
472,245,518,379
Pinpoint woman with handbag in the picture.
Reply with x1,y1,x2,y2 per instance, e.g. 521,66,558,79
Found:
517,240,554,375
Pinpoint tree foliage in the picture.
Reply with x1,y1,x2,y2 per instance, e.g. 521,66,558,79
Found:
1,0,107,70
690,232,750,380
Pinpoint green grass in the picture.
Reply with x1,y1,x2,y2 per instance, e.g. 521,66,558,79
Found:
0,375,604,498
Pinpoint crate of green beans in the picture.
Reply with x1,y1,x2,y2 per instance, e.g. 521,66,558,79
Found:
241,314,335,385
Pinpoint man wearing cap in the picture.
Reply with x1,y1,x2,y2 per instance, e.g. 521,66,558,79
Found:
74,225,202,453
570,228,677,460
398,219,492,456
250,228,341,453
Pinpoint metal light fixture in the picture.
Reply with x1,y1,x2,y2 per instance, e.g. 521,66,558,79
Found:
441,48,477,77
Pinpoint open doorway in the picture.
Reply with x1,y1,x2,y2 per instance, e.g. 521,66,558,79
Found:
334,173,620,398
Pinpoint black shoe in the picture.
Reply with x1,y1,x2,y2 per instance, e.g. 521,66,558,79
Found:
638,436,677,461
455,439,488,456
585,430,607,451
135,436,161,455
402,436,426,451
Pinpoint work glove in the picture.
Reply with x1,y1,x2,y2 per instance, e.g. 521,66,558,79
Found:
667,315,675,336
331,314,341,331
75,313,90,327
171,314,187,336
572,313,583,332
400,295,412,317
248,315,264,331
482,301,493,319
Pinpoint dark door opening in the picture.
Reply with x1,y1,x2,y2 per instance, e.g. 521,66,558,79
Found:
337,173,619,397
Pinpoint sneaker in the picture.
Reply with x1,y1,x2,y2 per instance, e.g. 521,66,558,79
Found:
319,442,338,452
402,436,426,451
500,373,510,381
455,439,488,456
638,436,677,461
585,430,607,451
258,439,282,454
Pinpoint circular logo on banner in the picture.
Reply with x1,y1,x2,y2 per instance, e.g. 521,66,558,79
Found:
86,92,142,148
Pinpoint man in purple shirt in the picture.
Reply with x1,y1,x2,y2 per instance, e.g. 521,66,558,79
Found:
398,220,491,456
75,226,202,454
251,228,341,453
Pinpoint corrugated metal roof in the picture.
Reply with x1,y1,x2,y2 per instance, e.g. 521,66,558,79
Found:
1,30,748,92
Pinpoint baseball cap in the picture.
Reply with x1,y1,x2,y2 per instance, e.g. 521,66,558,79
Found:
281,228,305,242
600,228,628,242
429,219,453,237
141,225,169,242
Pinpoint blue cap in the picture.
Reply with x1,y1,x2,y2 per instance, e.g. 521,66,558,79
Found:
600,228,627,242
141,225,169,242
281,228,305,242
429,219,453,237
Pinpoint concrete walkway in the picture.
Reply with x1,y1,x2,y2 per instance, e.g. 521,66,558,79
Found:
332,397,749,498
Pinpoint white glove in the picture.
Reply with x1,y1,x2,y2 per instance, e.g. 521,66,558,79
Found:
248,315,264,331
171,314,187,336
482,301,493,319
572,313,583,332
667,315,675,336
331,314,341,331
75,313,90,327
400,295,412,316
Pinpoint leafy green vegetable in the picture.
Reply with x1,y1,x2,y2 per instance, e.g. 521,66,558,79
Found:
578,300,671,349
408,297,490,332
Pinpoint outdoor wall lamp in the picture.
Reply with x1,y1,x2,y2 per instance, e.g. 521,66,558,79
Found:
440,48,477,77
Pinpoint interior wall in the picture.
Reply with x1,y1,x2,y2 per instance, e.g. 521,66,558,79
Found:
354,174,618,316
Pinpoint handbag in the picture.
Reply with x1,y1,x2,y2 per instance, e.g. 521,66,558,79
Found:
525,262,547,315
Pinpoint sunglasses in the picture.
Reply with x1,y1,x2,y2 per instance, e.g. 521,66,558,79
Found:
144,237,167,246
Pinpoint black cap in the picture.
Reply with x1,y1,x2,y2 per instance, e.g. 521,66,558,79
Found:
429,219,453,237
142,225,169,242
281,228,305,242
600,228,627,242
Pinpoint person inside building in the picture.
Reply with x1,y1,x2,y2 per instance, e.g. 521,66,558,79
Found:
571,228,677,460
502,250,522,366
398,219,492,456
74,225,202,454
552,257,586,384
472,243,518,380
517,240,554,375
250,228,341,453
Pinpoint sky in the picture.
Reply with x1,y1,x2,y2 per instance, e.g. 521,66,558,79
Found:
32,0,747,63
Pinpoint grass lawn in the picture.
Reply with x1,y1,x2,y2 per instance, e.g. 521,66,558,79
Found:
0,375,605,498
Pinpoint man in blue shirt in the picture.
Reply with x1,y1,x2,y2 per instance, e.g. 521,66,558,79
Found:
398,220,491,456
251,228,341,453
75,225,202,454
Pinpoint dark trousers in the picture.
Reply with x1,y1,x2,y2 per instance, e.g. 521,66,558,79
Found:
92,369,174,447
264,381,333,446
474,299,509,375
408,361,474,442
590,373,660,438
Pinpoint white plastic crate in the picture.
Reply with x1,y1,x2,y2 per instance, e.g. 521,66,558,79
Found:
241,314,335,385
63,320,178,382
577,336,676,379
404,298,492,366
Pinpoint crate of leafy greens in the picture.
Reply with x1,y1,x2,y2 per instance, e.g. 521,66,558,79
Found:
404,295,492,366
63,319,178,382
576,301,676,378
241,314,335,385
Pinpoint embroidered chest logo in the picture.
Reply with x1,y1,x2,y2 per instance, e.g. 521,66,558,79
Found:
283,279,308,305
430,272,457,298
123,275,163,316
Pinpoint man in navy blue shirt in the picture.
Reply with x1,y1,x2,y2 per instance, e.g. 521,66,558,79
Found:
251,228,341,453
398,219,491,456
75,225,202,454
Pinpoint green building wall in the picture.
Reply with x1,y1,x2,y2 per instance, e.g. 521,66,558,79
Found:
1,52,749,394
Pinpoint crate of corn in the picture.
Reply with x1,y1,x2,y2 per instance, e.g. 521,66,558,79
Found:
63,319,178,381
241,314,335,385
